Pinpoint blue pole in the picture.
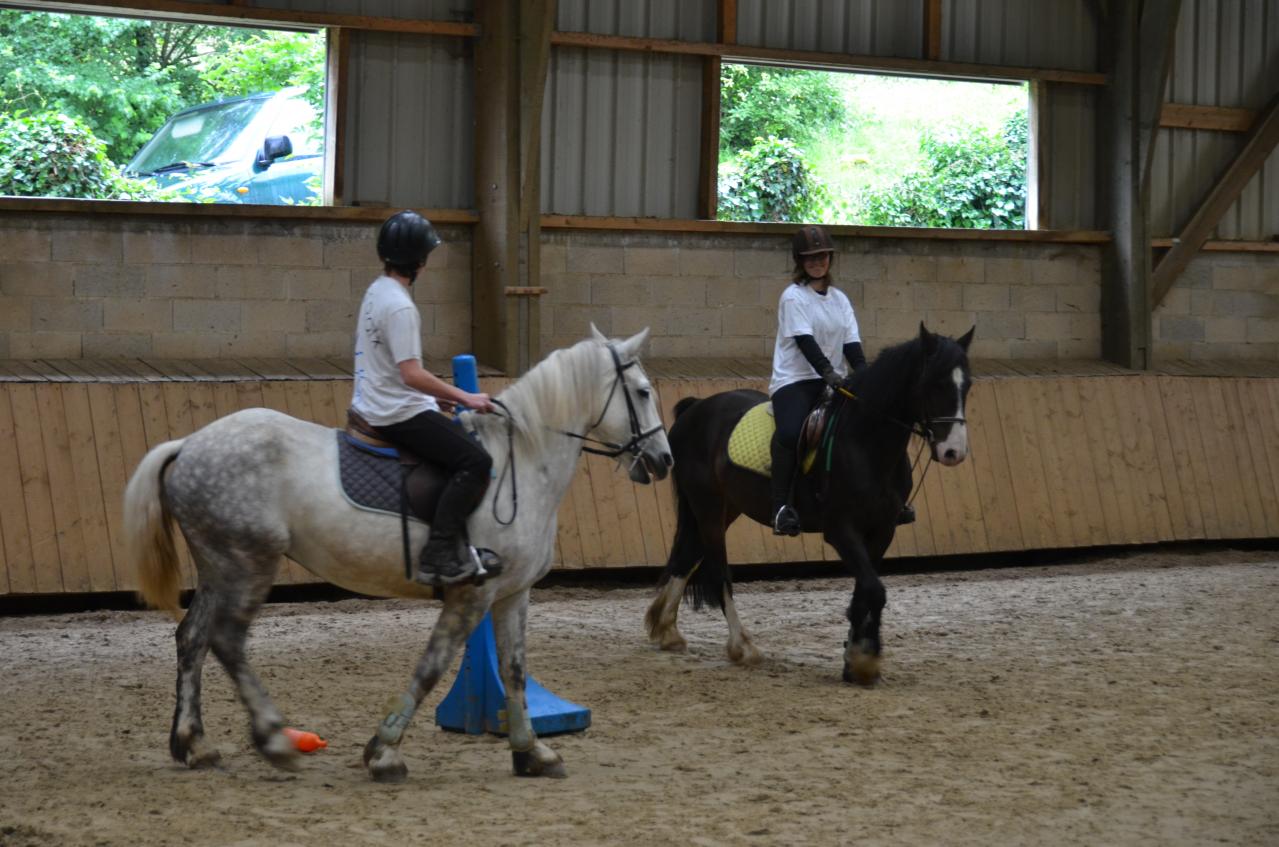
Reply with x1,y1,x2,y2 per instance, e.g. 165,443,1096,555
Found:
434,354,591,737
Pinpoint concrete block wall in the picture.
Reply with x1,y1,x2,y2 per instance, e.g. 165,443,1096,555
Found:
0,214,472,362
1,213,1271,367
540,231,1104,360
1153,253,1279,360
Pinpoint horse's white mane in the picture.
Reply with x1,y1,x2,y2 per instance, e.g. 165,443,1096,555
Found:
473,337,608,454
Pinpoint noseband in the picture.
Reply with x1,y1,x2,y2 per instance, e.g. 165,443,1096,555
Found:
561,343,664,459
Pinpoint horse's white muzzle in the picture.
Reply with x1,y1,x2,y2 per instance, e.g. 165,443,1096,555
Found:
932,424,968,466
626,441,673,484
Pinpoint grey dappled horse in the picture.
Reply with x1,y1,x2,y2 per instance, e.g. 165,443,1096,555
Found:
124,327,671,782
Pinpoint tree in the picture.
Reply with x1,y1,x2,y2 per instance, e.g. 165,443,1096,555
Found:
720,64,847,154
858,110,1028,229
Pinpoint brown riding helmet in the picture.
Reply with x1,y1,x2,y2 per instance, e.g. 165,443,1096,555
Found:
792,225,835,264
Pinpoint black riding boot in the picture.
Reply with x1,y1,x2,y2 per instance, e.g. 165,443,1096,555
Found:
769,441,801,537
416,470,500,587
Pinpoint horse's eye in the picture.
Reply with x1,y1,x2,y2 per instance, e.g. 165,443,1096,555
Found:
637,388,651,400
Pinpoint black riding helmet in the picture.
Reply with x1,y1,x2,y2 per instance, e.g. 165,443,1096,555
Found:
377,210,442,281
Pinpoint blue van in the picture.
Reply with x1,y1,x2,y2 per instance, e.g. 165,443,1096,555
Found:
124,87,323,205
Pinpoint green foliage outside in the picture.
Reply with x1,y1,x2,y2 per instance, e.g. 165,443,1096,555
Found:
720,65,848,154
717,136,828,223
0,112,170,200
0,9,324,200
716,64,1030,230
860,111,1028,229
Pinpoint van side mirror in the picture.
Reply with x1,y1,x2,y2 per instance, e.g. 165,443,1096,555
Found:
255,135,293,170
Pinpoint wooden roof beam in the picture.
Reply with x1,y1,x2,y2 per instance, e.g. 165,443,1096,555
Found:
1151,91,1279,307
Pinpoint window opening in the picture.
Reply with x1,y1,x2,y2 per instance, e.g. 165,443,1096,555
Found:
0,8,327,205
717,63,1029,229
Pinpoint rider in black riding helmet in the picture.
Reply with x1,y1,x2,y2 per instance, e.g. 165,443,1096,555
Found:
351,210,497,587
768,225,868,536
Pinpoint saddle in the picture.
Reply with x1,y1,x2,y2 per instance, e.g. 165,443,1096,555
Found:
338,410,448,524
725,393,837,478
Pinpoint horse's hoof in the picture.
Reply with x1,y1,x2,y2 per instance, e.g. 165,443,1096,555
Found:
658,631,687,652
184,738,223,770
842,644,881,686
727,640,763,666
259,731,302,772
365,738,408,784
512,744,566,779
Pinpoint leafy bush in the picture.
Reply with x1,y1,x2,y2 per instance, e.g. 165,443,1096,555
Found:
718,136,829,223
0,111,166,200
720,64,847,154
858,110,1028,229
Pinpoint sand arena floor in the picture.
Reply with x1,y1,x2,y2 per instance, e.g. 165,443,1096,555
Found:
0,548,1276,846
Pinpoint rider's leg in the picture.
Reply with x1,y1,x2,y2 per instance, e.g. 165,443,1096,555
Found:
768,379,823,536
376,410,494,585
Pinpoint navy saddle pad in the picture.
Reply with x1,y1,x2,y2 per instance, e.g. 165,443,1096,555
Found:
336,431,446,522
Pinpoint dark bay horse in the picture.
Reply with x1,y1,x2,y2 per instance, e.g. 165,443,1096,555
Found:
645,323,974,684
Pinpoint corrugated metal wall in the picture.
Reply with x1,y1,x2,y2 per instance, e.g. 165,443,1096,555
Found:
136,1,1279,235
343,31,474,209
541,47,703,218
735,0,923,56
555,0,714,40
1152,0,1279,239
945,0,1098,70
248,0,471,21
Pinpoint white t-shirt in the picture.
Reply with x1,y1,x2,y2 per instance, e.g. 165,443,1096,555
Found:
769,281,861,396
351,275,439,425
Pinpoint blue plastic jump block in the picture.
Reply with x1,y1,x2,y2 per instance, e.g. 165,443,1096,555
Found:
434,354,591,737
434,615,591,736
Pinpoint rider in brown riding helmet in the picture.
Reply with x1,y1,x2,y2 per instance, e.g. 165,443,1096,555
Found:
768,225,868,536
350,210,497,586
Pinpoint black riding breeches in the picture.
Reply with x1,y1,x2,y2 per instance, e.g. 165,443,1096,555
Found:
769,379,825,509
375,409,493,539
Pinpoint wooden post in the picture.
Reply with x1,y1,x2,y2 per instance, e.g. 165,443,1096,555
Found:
473,0,519,371
923,0,943,61
323,27,350,206
698,0,736,220
514,0,556,373
1098,0,1179,370
1027,79,1051,229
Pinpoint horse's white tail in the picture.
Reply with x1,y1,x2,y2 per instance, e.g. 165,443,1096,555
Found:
123,439,186,619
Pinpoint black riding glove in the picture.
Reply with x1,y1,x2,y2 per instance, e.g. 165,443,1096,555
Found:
794,335,840,388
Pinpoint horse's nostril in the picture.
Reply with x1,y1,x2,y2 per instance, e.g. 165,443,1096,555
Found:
945,449,957,460
662,452,674,468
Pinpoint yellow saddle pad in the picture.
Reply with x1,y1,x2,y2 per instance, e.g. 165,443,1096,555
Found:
727,401,822,477
726,402,775,476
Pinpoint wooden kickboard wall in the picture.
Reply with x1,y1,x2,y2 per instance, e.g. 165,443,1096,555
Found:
1,372,1276,595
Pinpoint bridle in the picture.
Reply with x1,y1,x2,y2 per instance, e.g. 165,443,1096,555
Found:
560,343,664,460
485,342,663,528
834,385,966,446
832,370,968,510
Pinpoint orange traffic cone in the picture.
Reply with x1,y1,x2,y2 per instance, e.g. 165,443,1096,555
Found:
283,727,327,753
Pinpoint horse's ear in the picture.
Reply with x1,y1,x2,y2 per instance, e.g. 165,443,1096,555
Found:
618,327,650,359
957,325,976,351
588,322,609,344
919,322,938,356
